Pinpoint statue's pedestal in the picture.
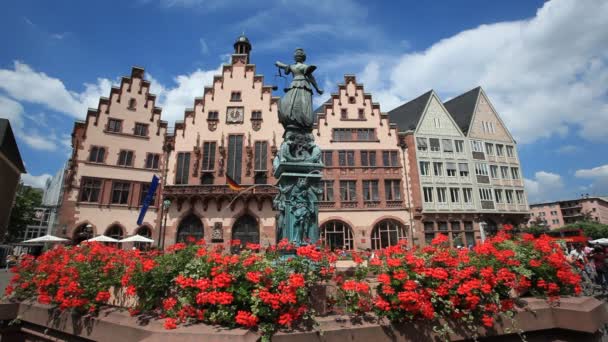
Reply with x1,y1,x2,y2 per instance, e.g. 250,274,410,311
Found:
273,161,323,245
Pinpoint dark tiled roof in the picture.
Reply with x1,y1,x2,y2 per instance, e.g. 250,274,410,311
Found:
314,98,332,115
443,86,481,134
387,90,433,132
0,118,26,173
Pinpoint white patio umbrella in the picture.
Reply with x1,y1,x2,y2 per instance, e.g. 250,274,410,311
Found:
119,234,154,243
590,238,608,245
87,235,119,243
22,234,69,243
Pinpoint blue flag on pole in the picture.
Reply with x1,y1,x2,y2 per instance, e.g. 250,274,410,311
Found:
137,175,160,226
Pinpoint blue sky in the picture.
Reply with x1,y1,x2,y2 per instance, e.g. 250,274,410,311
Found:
1,0,607,203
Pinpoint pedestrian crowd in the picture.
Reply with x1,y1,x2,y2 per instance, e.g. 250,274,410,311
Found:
567,242,608,289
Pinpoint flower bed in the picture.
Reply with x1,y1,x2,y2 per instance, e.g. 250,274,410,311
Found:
4,228,582,341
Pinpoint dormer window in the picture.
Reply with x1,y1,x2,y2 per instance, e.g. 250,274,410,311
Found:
128,98,137,110
230,91,242,102
207,111,219,120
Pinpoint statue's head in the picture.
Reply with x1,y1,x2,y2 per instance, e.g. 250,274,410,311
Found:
297,177,307,187
294,48,306,63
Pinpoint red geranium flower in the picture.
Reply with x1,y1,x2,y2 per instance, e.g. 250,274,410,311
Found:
235,310,259,328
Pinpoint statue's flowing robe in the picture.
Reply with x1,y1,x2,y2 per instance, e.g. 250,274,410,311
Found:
278,63,316,132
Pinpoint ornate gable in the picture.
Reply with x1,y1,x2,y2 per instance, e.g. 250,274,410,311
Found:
314,75,398,147
467,89,514,142
416,92,464,137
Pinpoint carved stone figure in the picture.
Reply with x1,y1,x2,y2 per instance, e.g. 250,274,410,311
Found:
275,48,323,134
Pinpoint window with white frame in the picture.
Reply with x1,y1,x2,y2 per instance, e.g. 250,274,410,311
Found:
455,140,464,153
463,188,473,203
500,166,510,179
442,139,453,153
429,138,440,152
362,180,380,201
475,163,489,176
496,144,504,156
419,161,430,176
385,180,401,201
450,188,460,203
511,167,520,179
506,145,515,157
495,189,503,203
436,187,447,203
471,140,484,153
416,137,428,151
485,143,494,155
505,190,514,204
423,187,433,203
479,188,493,201
459,163,469,177
433,162,443,176
446,162,457,177
516,190,525,204
490,165,499,178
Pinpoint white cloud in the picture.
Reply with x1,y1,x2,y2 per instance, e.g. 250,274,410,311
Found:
21,173,52,189
575,164,608,195
0,95,25,129
360,0,608,144
525,171,565,203
0,61,113,119
148,67,221,125
575,165,608,179
20,130,59,151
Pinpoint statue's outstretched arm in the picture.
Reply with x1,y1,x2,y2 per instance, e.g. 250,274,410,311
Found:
275,61,291,74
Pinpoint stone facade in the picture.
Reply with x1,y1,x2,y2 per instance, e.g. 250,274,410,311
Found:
315,75,411,250
391,88,529,247
58,68,167,243
56,36,530,249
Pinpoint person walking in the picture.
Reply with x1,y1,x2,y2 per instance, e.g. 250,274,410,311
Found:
591,246,608,288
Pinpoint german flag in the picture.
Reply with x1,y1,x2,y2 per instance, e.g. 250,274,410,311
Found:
226,174,245,191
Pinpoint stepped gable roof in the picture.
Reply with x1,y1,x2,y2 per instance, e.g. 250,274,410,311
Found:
0,118,26,173
443,86,481,134
387,90,433,132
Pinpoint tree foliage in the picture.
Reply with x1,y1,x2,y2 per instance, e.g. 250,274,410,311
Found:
557,222,608,240
5,183,42,243
520,225,550,236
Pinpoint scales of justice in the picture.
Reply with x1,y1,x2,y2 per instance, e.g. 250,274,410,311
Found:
271,48,325,247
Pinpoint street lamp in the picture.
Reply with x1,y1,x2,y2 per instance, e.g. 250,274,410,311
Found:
160,199,171,249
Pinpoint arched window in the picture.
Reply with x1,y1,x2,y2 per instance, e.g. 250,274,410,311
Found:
371,219,406,250
136,226,152,238
177,214,204,243
135,226,152,249
320,220,354,250
232,214,259,246
73,224,94,244
105,225,124,240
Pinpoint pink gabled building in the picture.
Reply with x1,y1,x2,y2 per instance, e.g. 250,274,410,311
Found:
59,67,167,243
529,196,608,229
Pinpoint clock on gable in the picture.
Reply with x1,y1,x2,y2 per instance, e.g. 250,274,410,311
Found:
226,106,244,124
